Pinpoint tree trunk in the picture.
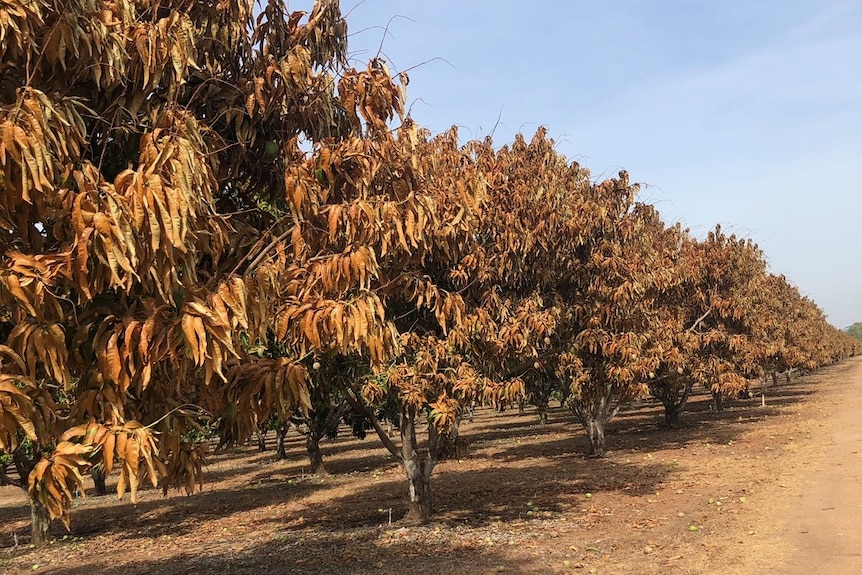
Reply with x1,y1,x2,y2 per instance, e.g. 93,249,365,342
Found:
585,417,606,457
306,431,328,475
275,423,289,460
400,405,434,524
663,401,683,427
517,400,525,416
91,466,107,496
256,430,267,452
572,392,618,457
771,372,778,385
403,455,432,524
341,382,437,523
430,414,462,461
559,385,571,408
29,497,50,547
531,394,550,425
538,409,549,426
654,381,691,428
711,390,724,411
785,371,791,383
13,444,50,545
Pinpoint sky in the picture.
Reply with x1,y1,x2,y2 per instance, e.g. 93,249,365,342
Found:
327,0,862,328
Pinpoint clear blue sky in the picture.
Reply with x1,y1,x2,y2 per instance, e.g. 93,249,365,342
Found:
330,0,861,328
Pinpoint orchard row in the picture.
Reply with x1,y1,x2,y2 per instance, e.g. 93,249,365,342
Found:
0,0,856,542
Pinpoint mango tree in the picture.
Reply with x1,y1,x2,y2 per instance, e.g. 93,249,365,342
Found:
560,189,680,455
681,227,768,411
0,0,410,542
453,131,591,427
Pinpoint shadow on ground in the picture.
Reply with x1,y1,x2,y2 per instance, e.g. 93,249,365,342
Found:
0,363,850,575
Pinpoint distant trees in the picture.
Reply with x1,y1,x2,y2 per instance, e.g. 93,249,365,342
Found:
845,322,862,345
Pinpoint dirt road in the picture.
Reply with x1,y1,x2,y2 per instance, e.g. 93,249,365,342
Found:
772,359,862,573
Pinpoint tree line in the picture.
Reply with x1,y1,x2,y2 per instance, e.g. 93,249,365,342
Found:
845,322,862,344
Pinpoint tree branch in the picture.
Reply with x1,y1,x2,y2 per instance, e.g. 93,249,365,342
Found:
227,219,296,278
341,382,402,460
687,307,712,334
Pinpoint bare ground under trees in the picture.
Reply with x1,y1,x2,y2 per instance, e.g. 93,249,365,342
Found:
2,358,861,575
